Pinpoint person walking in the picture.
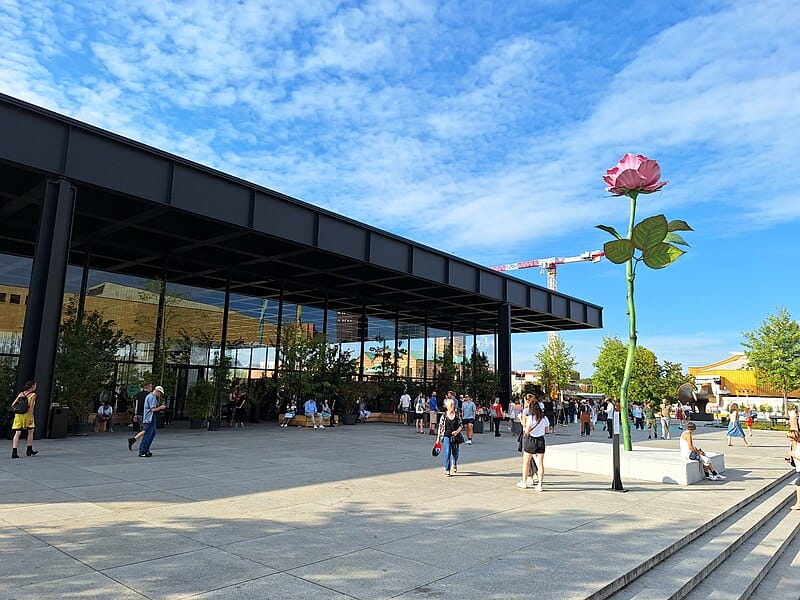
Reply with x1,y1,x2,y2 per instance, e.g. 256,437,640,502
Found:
744,406,754,438
436,397,463,476
676,403,685,430
660,399,672,440
138,385,167,458
605,398,615,439
127,383,152,451
631,403,644,430
414,393,426,433
233,391,247,428
11,380,38,458
461,394,476,445
517,400,549,491
490,397,503,437
726,403,751,447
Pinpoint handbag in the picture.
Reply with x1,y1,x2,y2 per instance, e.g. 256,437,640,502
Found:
11,394,28,415
452,431,465,445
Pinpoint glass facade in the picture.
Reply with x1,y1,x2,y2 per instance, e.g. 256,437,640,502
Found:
0,249,498,418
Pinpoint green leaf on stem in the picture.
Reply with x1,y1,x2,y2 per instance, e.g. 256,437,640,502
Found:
642,242,685,269
664,232,690,246
603,239,635,264
667,219,693,232
595,224,622,239
632,215,668,250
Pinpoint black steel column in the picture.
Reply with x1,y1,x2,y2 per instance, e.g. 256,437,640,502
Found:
322,295,328,337
394,310,399,380
423,314,428,392
76,249,90,322
358,301,367,382
16,178,77,434
151,276,167,383
273,285,284,380
497,303,512,409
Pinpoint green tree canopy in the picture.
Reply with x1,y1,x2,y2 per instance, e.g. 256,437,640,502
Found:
534,338,577,399
463,346,499,404
742,306,800,415
592,336,666,403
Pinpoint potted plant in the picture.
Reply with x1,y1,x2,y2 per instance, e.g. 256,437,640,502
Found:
186,379,214,428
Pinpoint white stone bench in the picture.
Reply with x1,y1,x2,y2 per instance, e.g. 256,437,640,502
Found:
546,441,725,486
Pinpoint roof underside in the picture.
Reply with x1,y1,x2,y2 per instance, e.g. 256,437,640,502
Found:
0,94,602,335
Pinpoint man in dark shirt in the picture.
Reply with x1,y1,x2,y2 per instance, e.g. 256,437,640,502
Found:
130,383,151,435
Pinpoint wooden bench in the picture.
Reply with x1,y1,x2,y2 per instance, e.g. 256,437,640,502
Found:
287,415,332,428
363,412,405,424
770,416,789,427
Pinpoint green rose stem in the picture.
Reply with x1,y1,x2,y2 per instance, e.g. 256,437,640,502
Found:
619,191,638,451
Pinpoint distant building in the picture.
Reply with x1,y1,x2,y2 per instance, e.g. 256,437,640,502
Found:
689,352,800,412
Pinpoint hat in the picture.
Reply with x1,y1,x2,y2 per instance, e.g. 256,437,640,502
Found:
154,386,165,393
431,441,442,457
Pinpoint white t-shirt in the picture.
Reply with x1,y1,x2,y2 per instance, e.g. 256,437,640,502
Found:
525,415,550,437
399,393,411,409
606,401,615,418
98,405,112,417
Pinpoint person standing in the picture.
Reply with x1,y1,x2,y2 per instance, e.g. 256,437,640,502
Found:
579,406,591,437
11,380,38,459
461,394,476,445
399,390,412,425
605,398,616,439
138,385,167,458
428,391,438,435
787,431,800,510
631,403,644,431
517,400,549,490
304,397,322,429
789,404,799,434
645,401,658,439
436,397,463,476
660,399,672,440
234,391,247,428
726,403,751,447
414,393,426,433
490,397,503,437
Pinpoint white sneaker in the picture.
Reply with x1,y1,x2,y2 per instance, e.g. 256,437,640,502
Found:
535,485,543,492
708,475,719,481
313,426,318,429
515,481,528,489
319,425,325,429
714,473,726,480
467,439,472,445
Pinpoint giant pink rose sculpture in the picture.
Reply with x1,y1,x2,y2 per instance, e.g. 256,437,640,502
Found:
596,154,692,451
603,153,668,196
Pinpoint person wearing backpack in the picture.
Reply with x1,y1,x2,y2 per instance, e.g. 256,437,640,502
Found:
11,380,38,459
414,392,426,433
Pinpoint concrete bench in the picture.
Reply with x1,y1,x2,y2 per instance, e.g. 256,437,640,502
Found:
545,442,726,486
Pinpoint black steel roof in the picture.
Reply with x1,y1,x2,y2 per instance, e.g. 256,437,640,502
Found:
0,93,602,335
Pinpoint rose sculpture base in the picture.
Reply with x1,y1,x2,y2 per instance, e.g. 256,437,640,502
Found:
546,442,725,486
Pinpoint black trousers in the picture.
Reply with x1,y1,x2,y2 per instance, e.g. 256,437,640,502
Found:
607,418,614,437
492,417,501,436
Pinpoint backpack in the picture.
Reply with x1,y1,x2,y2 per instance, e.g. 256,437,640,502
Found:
11,394,28,415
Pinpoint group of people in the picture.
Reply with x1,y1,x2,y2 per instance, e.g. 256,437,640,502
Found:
410,391,479,443
280,397,334,428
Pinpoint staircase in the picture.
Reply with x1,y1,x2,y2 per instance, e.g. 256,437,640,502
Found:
594,471,800,600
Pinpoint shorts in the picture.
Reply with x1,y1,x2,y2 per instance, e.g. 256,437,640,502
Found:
12,413,35,430
745,417,754,426
429,412,438,424
463,418,474,425
415,412,425,419
689,451,711,466
522,434,546,454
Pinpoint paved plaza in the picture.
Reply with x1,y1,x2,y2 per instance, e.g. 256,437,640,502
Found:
0,420,796,599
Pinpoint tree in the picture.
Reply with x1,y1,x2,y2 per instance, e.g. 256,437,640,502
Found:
659,361,692,402
742,307,800,415
431,341,458,398
534,338,577,399
592,336,662,403
463,346,499,404
55,301,129,422
278,322,327,403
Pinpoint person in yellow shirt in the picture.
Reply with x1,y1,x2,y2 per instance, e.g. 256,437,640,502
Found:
11,380,38,459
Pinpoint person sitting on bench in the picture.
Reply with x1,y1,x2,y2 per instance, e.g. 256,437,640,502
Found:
680,422,725,481
97,400,114,432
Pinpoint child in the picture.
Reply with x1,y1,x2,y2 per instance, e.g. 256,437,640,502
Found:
280,401,296,428
580,407,591,437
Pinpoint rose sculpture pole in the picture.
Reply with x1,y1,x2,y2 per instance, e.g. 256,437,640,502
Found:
598,154,692,451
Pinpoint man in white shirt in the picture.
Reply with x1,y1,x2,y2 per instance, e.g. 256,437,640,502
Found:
605,399,616,439
399,391,412,425
304,398,323,429
97,400,113,432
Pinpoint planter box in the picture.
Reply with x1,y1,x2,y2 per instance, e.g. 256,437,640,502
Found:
189,419,206,429
340,413,358,425
473,420,484,434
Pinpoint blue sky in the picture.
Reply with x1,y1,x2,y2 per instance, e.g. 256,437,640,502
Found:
2,0,798,376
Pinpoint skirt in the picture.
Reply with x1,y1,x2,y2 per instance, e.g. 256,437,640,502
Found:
727,422,745,438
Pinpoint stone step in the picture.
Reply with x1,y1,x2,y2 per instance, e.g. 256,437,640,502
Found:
606,481,795,600
683,507,800,600
748,527,800,600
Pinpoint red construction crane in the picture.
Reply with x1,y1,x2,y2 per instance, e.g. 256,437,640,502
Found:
491,250,604,343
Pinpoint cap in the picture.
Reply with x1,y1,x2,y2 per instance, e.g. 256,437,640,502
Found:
432,441,442,457
154,386,165,393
